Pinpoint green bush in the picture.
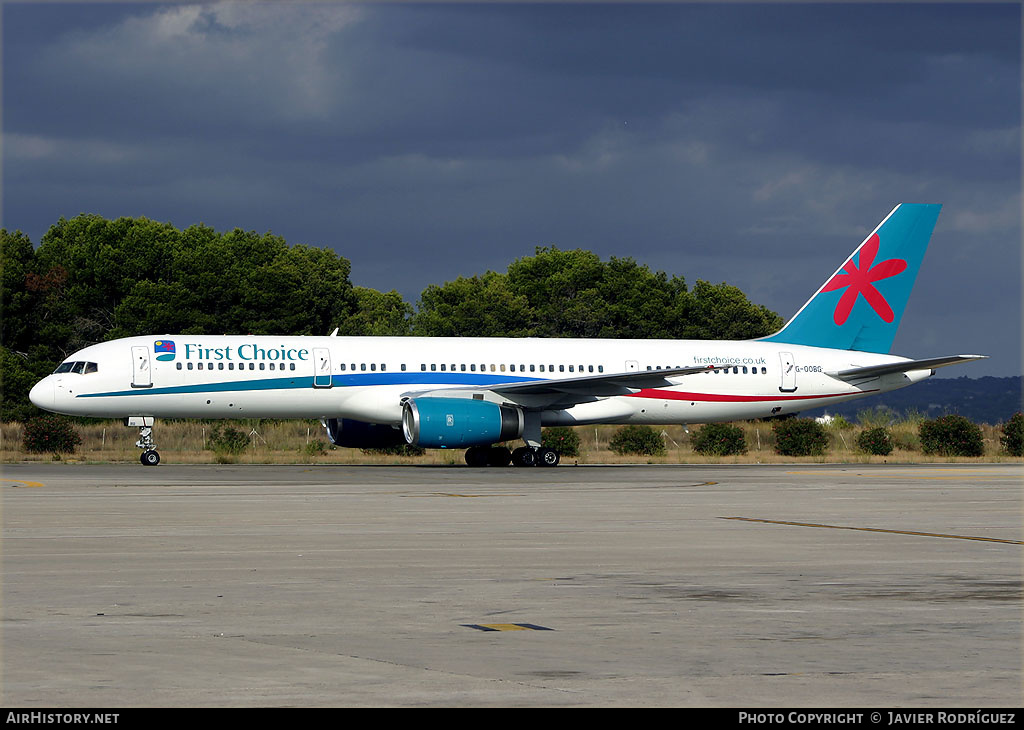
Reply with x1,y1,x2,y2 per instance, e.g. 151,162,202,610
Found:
856,426,893,456
772,418,828,456
542,427,581,457
303,439,327,457
691,422,747,456
209,424,249,455
919,414,984,457
999,412,1023,457
609,425,666,456
22,414,82,454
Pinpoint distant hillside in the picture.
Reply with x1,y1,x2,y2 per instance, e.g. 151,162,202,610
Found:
803,376,1022,425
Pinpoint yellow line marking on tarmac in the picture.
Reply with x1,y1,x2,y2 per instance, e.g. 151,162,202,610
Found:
3,479,44,488
407,493,522,498
723,517,1022,545
462,623,554,632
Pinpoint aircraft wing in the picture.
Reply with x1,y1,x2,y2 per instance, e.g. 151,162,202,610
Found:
828,354,988,382
402,364,735,410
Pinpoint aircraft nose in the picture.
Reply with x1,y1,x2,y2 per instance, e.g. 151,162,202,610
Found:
29,378,55,411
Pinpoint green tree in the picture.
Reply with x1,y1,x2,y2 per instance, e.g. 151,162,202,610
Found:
413,272,532,337
506,247,682,338
1,229,39,352
679,281,783,340
341,287,414,336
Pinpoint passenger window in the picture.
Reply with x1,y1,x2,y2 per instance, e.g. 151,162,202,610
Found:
460,364,466,372
401,364,407,371
188,363,194,370
371,363,377,371
219,363,225,370
471,364,477,372
176,363,182,370
530,364,535,372
431,364,436,372
259,363,265,371
559,365,565,372
290,363,295,371
198,363,204,370
341,364,346,371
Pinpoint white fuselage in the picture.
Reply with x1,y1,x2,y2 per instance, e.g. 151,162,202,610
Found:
29,334,930,426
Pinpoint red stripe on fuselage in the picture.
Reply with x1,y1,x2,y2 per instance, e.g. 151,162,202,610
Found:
628,388,877,403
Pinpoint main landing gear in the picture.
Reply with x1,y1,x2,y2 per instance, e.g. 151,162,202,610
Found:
127,416,161,466
464,445,560,468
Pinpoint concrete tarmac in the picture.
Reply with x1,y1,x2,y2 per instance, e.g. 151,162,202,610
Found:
2,462,1021,707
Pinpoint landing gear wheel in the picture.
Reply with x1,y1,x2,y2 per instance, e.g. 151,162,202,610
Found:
512,446,537,467
537,447,560,467
465,446,490,468
487,446,512,467
140,450,161,466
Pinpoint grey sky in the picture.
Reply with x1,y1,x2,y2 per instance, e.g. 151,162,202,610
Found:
3,2,1020,376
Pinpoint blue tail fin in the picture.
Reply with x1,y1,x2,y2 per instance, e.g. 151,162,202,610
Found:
762,203,942,353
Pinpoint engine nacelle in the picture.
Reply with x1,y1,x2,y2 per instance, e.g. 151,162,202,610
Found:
324,418,406,449
402,397,524,448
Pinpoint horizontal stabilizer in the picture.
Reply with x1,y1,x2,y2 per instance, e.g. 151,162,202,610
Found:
829,354,987,381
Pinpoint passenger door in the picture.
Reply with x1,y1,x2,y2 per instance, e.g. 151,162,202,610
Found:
313,347,333,388
779,351,797,392
131,346,152,388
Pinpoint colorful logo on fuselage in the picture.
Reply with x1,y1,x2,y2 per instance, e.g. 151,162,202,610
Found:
154,340,176,361
820,233,907,325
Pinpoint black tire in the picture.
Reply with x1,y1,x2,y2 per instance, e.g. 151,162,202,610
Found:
487,447,512,467
511,447,537,467
465,446,490,468
140,450,160,466
537,447,560,467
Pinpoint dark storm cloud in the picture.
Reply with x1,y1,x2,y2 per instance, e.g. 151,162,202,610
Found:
3,2,1019,376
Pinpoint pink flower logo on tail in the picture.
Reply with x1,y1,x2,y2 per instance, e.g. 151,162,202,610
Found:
820,233,907,325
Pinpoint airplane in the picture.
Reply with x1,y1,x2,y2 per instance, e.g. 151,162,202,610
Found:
28,203,985,467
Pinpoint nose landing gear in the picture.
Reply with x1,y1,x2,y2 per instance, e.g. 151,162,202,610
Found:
127,416,161,466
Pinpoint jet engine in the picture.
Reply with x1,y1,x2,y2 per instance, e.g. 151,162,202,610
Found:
324,417,406,449
402,397,524,448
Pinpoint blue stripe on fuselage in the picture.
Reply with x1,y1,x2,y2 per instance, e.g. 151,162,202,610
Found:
77,372,538,398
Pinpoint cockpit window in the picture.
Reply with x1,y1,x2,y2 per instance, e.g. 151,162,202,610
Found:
53,361,98,374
